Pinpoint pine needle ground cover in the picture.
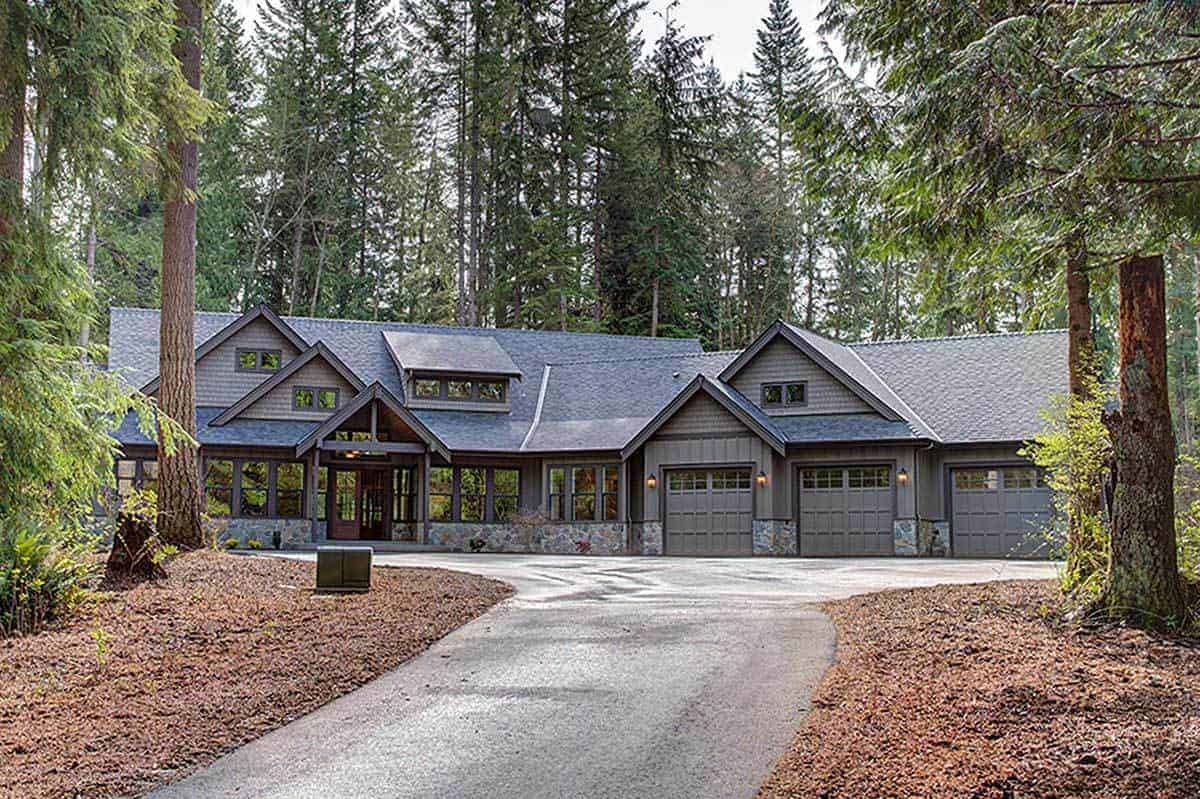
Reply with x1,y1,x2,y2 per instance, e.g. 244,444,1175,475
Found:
759,581,1200,799
0,552,512,798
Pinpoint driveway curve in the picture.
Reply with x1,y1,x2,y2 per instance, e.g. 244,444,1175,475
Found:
151,555,1055,799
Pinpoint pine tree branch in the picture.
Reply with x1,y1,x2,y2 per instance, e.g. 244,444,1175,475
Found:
1081,49,1200,73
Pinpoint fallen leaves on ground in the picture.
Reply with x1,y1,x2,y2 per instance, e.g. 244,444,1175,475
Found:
0,551,512,799
759,580,1200,799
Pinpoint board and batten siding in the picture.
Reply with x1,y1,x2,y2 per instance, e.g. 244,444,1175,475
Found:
238,357,359,421
641,392,780,521
788,444,919,520
193,317,303,407
730,337,872,416
918,444,1031,521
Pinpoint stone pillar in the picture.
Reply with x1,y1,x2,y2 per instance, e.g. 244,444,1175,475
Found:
893,518,918,556
641,521,663,555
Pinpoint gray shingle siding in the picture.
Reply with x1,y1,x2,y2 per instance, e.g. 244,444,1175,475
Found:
191,317,302,406
238,357,358,421
730,336,872,415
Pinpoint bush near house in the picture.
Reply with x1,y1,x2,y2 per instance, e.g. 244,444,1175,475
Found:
0,523,94,638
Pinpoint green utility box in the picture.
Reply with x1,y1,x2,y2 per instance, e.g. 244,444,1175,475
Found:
316,546,373,592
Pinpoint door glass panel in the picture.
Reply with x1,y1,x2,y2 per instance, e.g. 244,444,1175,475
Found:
276,462,304,517
336,471,358,521
240,461,268,516
430,466,453,521
460,468,485,521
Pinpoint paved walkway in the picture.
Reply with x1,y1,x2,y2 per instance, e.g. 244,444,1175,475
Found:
151,555,1056,799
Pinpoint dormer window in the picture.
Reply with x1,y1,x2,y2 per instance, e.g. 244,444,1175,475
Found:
415,379,441,399
477,381,504,402
237,348,281,373
408,374,508,405
762,381,807,408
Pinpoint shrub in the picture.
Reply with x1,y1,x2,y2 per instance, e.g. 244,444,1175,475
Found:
0,521,95,637
1172,455,1200,584
222,538,239,550
246,538,263,550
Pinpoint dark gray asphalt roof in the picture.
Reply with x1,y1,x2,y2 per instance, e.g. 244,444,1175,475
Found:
383,330,523,379
114,407,318,448
772,414,922,443
851,330,1068,443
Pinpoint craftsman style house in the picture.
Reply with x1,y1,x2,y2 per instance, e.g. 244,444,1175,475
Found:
108,306,1066,558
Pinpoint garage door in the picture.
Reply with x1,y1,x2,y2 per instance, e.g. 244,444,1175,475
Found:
951,467,1053,557
798,466,894,556
664,469,753,555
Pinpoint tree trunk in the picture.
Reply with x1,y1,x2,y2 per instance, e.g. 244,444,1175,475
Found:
465,1,481,326
1101,254,1186,626
79,197,98,356
0,4,26,253
157,0,205,550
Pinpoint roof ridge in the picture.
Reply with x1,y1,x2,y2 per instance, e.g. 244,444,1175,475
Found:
547,350,740,367
112,306,701,345
849,328,1068,347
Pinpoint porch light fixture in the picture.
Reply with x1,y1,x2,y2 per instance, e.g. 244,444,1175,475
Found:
897,467,909,485
756,470,768,487
646,472,657,489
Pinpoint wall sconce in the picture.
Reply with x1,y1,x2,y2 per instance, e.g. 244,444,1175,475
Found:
756,470,768,487
897,467,909,486
647,472,657,489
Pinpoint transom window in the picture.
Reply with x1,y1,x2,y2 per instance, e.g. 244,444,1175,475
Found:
236,348,282,373
762,381,807,408
1002,468,1046,489
204,458,306,518
711,470,751,490
410,375,507,404
955,469,999,491
428,465,519,523
847,466,890,489
293,386,340,411
548,464,619,522
802,468,844,490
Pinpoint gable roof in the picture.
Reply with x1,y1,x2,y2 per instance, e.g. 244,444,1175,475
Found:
718,321,909,424
383,330,523,379
114,406,318,449
620,375,787,459
138,305,308,394
210,342,366,426
850,330,1068,443
295,382,452,460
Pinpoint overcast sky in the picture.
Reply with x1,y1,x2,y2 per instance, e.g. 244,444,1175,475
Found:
231,0,831,81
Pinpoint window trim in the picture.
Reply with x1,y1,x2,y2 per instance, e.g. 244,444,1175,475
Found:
428,465,522,523
546,463,620,522
409,374,509,405
762,381,807,408
202,457,307,518
293,385,340,411
235,348,283,374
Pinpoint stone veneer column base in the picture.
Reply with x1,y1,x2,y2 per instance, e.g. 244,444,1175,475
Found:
427,522,628,555
752,520,797,555
893,518,950,557
640,522,663,555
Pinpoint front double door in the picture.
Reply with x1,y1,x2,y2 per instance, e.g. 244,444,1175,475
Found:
329,467,390,540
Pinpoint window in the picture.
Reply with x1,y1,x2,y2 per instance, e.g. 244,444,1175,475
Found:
494,469,519,521
669,470,706,492
602,466,619,521
415,379,441,399
294,388,314,409
847,466,890,489
478,381,505,402
447,380,472,400
236,348,282,373
712,470,751,490
295,386,338,411
955,469,999,491
802,468,844,490
317,466,328,521
276,462,305,517
430,467,454,521
394,466,417,521
240,461,268,516
116,459,137,497
318,388,339,410
763,382,806,407
549,464,619,521
115,459,158,499
549,467,567,520
335,471,357,521
205,459,233,515
334,430,372,442
1004,468,1038,489
459,468,486,521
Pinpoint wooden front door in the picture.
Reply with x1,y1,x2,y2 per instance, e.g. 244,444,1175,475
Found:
328,467,391,541
360,469,388,539
330,469,360,540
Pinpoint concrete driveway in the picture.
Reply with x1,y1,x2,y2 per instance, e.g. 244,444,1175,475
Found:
151,555,1056,799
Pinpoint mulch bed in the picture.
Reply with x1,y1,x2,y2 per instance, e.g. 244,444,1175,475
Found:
0,551,512,799
759,580,1200,799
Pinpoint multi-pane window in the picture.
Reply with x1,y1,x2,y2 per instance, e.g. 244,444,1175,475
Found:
236,348,281,372
394,466,417,521
335,471,356,521
411,376,507,404
847,466,890,489
447,380,472,400
954,469,999,491
802,468,844,490
430,467,454,521
115,459,158,499
460,468,486,521
415,379,441,399
763,382,807,407
712,470,751,490
204,459,234,516
276,462,305,517
1003,468,1039,489
294,386,339,411
549,467,567,521
334,430,373,442
549,464,620,521
240,461,269,516
494,469,519,521
669,470,707,492
478,381,505,402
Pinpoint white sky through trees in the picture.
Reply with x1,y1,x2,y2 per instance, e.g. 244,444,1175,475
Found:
229,0,831,81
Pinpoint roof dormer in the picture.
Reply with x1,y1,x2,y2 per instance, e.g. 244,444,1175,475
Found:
383,330,521,413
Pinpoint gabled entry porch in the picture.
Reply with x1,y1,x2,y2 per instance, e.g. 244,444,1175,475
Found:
295,382,451,544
